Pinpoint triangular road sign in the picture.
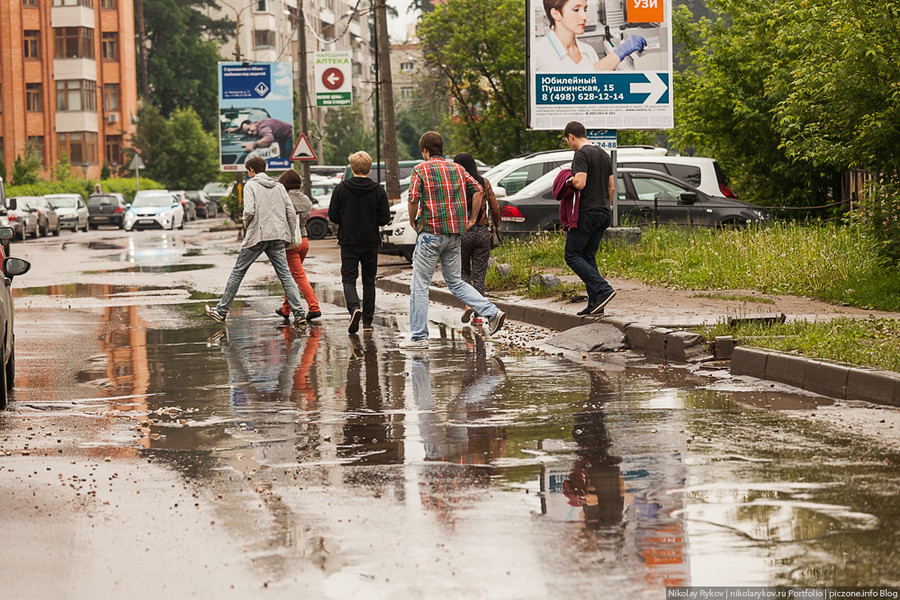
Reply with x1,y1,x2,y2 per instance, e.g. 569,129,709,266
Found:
290,134,317,162
129,154,145,170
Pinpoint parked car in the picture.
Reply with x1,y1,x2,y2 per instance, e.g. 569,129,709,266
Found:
125,191,185,231
0,225,31,410
202,182,233,214
171,191,197,221
87,193,129,229
306,207,333,240
0,177,10,255
19,196,61,237
7,197,41,239
497,167,771,234
184,190,215,219
617,154,736,199
45,194,89,232
380,202,415,262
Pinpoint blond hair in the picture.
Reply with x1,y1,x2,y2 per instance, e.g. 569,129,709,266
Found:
348,151,373,176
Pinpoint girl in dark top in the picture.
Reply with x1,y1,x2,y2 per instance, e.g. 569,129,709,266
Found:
453,152,501,325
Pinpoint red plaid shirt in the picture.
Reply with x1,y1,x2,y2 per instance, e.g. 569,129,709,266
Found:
409,157,483,234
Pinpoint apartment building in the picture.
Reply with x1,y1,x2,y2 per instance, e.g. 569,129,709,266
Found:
0,0,138,180
208,0,376,143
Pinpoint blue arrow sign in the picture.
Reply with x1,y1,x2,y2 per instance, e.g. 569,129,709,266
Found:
535,72,669,106
221,64,272,100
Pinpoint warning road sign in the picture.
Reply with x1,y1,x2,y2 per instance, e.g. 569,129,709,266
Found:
290,134,317,162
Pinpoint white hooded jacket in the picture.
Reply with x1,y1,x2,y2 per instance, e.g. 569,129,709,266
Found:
241,172,298,249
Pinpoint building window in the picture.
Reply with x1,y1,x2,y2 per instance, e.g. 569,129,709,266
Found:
52,0,94,6
26,83,42,112
101,0,115,8
27,136,45,164
55,27,95,59
103,83,119,111
56,80,97,112
58,132,98,164
255,0,268,12
24,31,41,59
105,135,122,167
254,30,275,49
101,32,118,60
400,86,413,98
23,0,38,6
400,61,415,72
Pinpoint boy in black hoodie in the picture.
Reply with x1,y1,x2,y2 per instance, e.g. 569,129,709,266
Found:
328,151,392,333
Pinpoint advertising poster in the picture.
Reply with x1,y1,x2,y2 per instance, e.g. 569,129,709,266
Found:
314,51,352,107
527,0,673,131
218,62,294,172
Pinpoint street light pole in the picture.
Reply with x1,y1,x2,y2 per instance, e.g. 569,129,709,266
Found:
373,0,400,202
295,0,312,198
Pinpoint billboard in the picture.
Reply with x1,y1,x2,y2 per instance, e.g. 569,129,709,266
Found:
217,62,294,172
314,51,352,107
527,0,673,131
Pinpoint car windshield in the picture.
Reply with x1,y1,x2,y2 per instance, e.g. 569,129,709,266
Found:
88,195,117,207
203,183,230,194
185,192,201,200
47,196,79,208
133,195,171,208
17,198,39,210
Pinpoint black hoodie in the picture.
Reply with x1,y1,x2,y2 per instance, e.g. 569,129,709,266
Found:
328,176,391,246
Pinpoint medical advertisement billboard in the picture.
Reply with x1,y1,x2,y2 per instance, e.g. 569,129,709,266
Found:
218,62,294,172
527,0,673,131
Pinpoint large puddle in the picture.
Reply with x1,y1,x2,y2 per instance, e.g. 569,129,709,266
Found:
3,301,900,596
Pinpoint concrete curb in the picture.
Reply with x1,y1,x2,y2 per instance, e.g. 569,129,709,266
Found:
376,277,900,407
732,346,900,406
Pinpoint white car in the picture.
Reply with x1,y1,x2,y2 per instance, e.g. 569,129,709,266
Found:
615,155,736,199
45,193,89,232
125,191,185,231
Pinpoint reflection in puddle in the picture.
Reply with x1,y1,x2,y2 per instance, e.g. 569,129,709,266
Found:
8,302,900,595
85,263,214,274
14,283,170,298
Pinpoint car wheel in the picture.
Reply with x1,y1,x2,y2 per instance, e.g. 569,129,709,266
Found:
306,218,328,240
30,227,39,239
39,223,47,237
53,222,61,236
14,227,24,241
89,223,97,230
0,348,8,410
6,345,14,389
178,215,185,230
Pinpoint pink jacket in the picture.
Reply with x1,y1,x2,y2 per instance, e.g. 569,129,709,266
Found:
553,168,580,230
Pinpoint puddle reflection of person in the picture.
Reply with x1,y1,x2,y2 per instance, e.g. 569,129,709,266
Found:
535,0,646,72
563,371,625,528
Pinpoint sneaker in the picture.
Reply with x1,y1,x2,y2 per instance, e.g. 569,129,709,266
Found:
306,310,322,321
205,305,225,323
399,338,429,350
206,330,228,347
275,307,290,320
293,310,307,326
578,304,603,316
591,290,616,314
488,310,506,335
348,308,362,334
461,307,475,324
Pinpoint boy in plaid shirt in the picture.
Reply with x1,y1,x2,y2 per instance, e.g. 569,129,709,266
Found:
401,131,506,349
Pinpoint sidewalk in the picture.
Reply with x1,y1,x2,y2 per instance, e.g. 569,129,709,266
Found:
374,266,900,408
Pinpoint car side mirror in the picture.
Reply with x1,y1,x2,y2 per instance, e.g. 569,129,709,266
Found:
0,227,14,241
493,186,507,199
679,192,698,205
3,256,31,279
7,198,16,211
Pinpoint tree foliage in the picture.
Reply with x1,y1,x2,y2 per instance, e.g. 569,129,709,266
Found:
130,105,218,189
321,103,375,165
142,0,231,131
417,0,557,163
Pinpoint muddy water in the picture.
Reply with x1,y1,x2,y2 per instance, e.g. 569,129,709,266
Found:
3,299,900,597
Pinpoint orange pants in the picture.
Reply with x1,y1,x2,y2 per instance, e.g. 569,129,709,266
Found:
282,237,320,314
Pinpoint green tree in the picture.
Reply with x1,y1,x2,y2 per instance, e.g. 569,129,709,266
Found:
321,103,375,165
11,151,41,186
165,108,219,189
53,152,73,182
130,104,172,184
142,0,231,131
417,0,557,164
394,77,449,160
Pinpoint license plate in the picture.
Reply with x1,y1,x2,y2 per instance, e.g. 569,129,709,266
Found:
93,216,109,221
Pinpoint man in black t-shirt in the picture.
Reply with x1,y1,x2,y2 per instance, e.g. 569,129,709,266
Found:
564,121,617,315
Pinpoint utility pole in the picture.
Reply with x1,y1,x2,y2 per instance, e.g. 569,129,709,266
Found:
295,0,312,198
374,1,400,202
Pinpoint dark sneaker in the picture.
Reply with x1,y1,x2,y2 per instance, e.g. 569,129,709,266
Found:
205,305,225,323
275,307,290,320
461,307,475,323
591,290,616,314
306,310,322,321
488,310,506,335
362,322,374,331
576,304,593,316
348,308,362,334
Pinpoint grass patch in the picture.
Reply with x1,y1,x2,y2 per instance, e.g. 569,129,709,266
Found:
489,223,900,311
699,317,900,372
690,292,776,304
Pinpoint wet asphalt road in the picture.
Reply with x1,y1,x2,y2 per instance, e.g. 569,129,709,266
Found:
1,223,899,598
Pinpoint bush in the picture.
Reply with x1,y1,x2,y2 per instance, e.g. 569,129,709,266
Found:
6,177,165,202
858,179,900,267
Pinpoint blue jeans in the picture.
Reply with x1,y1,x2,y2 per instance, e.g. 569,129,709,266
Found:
410,232,498,341
216,241,304,317
564,210,615,305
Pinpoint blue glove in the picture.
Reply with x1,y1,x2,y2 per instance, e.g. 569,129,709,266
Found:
614,35,647,61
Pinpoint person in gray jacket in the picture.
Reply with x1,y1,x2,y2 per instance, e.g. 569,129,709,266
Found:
205,156,306,325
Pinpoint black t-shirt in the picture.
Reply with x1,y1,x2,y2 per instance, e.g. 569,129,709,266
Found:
571,144,612,214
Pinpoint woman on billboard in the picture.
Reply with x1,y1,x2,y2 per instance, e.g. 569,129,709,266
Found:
534,0,646,72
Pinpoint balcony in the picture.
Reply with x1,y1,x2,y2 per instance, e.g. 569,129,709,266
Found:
51,5,95,28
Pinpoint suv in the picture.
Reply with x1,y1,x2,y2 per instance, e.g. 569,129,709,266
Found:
616,155,736,199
